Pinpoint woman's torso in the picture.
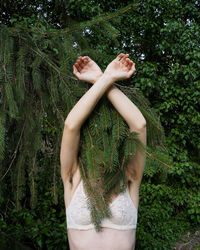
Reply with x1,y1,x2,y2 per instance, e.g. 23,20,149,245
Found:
64,166,139,250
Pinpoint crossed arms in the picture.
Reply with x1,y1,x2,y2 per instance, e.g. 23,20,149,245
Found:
60,53,146,186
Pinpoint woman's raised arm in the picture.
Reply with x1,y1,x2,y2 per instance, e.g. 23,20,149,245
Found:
105,84,147,186
72,53,146,186
65,73,113,130
105,85,146,131
60,54,135,184
65,54,135,130
61,65,112,184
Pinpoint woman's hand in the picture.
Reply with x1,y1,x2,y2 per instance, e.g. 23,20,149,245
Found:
73,56,103,84
104,53,136,82
73,53,136,84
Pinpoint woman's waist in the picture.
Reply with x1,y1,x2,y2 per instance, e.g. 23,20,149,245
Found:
68,227,136,250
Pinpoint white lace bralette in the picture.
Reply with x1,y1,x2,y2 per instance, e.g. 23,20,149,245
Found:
66,180,138,230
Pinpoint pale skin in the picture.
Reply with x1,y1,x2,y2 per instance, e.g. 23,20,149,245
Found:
60,53,146,249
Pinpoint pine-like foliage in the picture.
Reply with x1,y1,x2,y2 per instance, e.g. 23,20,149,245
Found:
0,3,174,232
78,90,173,231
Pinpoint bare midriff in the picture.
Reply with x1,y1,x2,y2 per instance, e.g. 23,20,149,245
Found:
67,227,136,250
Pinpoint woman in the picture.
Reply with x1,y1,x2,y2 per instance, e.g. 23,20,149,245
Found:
60,53,146,250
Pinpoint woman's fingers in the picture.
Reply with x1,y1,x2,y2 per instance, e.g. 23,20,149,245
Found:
76,56,90,72
124,57,135,72
80,57,88,66
128,62,136,77
75,62,82,72
125,58,130,67
83,56,90,63
116,53,125,61
120,55,134,73
126,58,133,70
73,65,81,77
77,57,84,69
73,55,92,78
123,58,129,68
121,54,129,64
75,57,84,70
74,57,81,70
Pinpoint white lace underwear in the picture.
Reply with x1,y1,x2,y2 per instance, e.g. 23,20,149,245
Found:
66,180,138,230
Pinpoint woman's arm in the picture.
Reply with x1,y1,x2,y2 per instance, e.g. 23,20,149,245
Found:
73,54,146,185
65,73,113,130
103,73,147,185
65,54,136,130
61,71,113,184
74,53,146,130
105,85,146,131
104,59,146,185
60,54,135,184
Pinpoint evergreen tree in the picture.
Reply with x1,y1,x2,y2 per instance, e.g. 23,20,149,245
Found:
0,2,173,233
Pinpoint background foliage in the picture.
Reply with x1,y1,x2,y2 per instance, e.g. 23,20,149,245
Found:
0,0,199,249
